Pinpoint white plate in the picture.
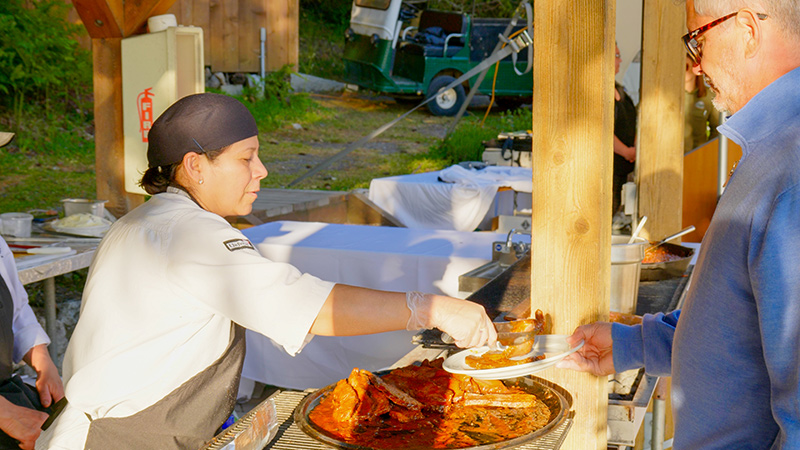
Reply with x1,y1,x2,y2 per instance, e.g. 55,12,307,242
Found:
442,335,585,380
48,220,110,237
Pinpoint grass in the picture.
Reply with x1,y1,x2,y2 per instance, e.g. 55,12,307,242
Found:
0,105,96,213
0,90,533,214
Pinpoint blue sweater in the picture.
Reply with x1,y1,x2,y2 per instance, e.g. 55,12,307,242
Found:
613,66,800,449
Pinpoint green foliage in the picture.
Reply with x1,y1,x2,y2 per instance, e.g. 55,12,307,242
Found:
298,8,346,81
299,0,351,31
431,107,532,163
262,64,295,102
0,0,92,123
427,0,526,18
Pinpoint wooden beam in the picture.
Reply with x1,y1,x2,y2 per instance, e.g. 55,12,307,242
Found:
71,0,123,38
532,0,614,448
92,38,145,218
636,0,685,241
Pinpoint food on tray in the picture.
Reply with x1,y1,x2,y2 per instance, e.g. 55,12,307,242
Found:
642,245,687,264
308,358,551,449
56,213,110,228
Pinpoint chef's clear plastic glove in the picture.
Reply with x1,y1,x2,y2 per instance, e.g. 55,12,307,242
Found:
406,291,497,348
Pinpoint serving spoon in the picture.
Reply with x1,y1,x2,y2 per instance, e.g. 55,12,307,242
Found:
628,215,648,244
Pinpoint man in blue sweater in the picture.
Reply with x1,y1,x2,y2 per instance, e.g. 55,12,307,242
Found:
558,0,800,448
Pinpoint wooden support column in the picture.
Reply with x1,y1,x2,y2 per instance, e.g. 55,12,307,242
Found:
636,0,685,240
532,0,614,448
93,38,144,217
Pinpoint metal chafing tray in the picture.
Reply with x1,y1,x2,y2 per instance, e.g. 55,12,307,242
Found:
265,388,573,450
292,374,572,450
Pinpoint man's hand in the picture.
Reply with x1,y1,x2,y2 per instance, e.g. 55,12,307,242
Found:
556,322,616,376
0,397,48,450
24,344,64,408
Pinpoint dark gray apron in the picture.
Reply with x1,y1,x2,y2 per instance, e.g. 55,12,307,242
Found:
0,275,14,382
84,323,246,450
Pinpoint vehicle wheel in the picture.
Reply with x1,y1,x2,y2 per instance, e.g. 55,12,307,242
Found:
426,75,466,116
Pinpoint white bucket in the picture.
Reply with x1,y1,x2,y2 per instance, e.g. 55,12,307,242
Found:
610,235,647,314
148,14,177,33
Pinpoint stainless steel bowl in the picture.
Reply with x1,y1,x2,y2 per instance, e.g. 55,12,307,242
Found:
60,198,107,218
640,243,694,281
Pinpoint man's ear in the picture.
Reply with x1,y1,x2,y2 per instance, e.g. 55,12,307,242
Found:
737,9,762,59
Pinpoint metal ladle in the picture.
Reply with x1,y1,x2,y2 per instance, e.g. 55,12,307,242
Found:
647,225,696,251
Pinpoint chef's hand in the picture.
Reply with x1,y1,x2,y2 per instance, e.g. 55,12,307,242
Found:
406,292,496,348
24,344,64,408
556,322,616,376
0,397,48,450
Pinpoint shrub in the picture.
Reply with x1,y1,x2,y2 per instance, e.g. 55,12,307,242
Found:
0,0,92,125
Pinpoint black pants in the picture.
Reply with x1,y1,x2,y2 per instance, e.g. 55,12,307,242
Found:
0,375,51,449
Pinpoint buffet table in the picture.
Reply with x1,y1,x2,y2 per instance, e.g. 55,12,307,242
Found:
368,166,533,231
240,221,530,391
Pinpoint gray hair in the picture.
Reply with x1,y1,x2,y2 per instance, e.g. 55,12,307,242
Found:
692,0,800,39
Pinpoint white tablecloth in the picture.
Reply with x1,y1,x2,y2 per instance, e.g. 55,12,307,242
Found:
240,221,528,390
368,166,533,231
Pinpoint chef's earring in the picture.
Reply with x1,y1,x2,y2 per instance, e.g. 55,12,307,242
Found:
198,179,204,185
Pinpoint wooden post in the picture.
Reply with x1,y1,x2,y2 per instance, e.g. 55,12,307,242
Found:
92,38,145,217
636,0,685,241
532,0,614,448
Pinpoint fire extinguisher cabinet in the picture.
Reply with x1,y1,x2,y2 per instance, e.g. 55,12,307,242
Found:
121,26,204,194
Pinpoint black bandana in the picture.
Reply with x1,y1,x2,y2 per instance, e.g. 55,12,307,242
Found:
147,93,258,168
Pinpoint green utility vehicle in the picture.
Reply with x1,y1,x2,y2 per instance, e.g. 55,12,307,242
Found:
343,0,532,116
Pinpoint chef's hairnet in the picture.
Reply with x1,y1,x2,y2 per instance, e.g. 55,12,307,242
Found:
147,93,258,168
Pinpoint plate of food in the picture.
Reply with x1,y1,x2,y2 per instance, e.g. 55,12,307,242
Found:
442,335,584,380
48,213,111,237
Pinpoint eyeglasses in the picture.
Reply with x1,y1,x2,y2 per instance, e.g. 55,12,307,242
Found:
682,11,768,65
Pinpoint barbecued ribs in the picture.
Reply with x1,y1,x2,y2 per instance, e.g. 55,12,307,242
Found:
308,359,551,449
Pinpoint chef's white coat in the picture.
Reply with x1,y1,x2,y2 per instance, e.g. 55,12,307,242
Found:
37,190,334,449
0,238,50,364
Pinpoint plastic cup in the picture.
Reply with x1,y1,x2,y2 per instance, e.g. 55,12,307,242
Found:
0,212,34,238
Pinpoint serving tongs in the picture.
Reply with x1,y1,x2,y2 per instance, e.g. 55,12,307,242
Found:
493,317,544,353
646,225,696,251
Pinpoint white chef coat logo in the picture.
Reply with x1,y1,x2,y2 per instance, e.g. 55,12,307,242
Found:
224,239,254,252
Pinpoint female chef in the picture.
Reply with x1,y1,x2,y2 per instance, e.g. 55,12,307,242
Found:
37,93,497,449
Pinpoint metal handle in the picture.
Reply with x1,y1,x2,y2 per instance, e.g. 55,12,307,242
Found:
656,225,696,246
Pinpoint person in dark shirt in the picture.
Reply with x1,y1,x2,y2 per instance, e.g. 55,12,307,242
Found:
613,44,637,214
